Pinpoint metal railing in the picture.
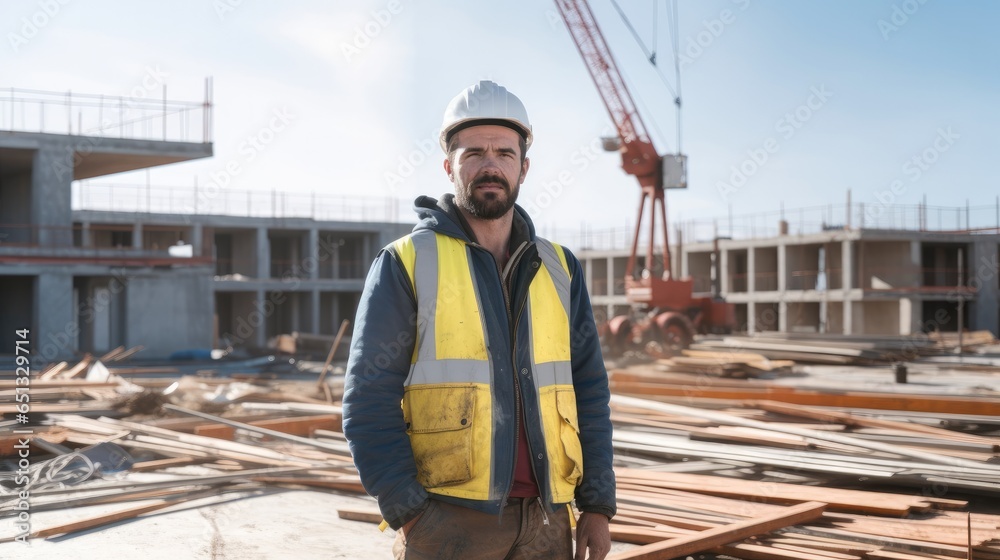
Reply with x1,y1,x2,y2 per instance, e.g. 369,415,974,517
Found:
554,199,1000,251
1,85,212,143
73,182,400,223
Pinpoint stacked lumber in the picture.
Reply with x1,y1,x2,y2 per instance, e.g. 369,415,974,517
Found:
4,338,998,556
0,400,369,543
656,349,795,379
689,333,941,365
610,469,1000,559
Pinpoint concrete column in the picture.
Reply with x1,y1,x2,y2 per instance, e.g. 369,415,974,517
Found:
970,240,999,335
289,293,301,333
746,301,756,332
31,143,74,248
36,272,76,360
606,256,615,297
331,293,340,331
777,243,787,292
584,254,593,294
310,290,320,333
841,239,854,335
80,221,92,248
256,227,269,279
841,240,854,291
900,298,921,335
255,288,267,348
132,223,143,249
308,229,319,280
719,249,730,294
191,223,204,257
747,248,756,292
362,234,372,271
778,301,788,332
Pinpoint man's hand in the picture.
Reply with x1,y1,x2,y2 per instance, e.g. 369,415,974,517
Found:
575,511,611,560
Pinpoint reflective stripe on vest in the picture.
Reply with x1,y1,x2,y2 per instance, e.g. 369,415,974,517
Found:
391,230,583,504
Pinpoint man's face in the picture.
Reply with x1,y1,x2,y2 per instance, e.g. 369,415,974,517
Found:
444,125,530,220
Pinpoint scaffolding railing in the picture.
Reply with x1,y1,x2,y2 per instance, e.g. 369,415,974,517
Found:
0,82,212,143
73,182,400,223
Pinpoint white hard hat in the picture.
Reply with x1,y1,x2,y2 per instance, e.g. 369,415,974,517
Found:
439,80,533,153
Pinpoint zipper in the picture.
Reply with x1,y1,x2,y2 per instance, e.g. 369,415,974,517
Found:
498,241,528,512
537,497,550,526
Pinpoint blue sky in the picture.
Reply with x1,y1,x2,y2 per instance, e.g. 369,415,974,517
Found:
2,0,997,238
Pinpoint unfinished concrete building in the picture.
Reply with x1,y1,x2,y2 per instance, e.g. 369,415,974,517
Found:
581,214,1000,337
1,88,409,360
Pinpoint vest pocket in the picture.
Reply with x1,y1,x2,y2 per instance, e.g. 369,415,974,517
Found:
554,389,584,487
403,384,476,488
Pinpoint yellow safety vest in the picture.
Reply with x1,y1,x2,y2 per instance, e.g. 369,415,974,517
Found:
391,230,583,504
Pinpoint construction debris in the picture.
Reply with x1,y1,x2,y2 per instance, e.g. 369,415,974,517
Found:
2,333,998,557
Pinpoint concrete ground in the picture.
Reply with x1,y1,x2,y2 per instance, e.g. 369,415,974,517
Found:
3,488,396,559
2,486,639,559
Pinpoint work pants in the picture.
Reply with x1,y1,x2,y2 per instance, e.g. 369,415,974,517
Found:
392,497,573,559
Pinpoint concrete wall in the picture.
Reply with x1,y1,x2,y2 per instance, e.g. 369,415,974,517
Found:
827,301,844,334
0,166,32,243
687,251,713,293
32,145,74,247
786,244,821,291
124,269,214,357
861,241,918,289
787,301,821,332
34,272,76,360
857,300,900,334
970,240,999,334
0,276,34,354
754,247,778,291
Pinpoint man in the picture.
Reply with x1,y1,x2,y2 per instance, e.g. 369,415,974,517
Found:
343,80,616,559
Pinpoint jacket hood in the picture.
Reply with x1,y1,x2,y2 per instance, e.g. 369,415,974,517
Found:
413,194,536,247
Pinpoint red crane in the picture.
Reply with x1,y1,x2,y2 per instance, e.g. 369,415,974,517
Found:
554,0,734,356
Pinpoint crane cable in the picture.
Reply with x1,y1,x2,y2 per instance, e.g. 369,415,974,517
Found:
609,0,683,152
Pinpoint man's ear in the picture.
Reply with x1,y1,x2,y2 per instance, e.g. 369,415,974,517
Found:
519,157,530,184
443,156,453,180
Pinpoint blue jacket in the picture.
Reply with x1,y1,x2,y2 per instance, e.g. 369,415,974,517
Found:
342,194,616,529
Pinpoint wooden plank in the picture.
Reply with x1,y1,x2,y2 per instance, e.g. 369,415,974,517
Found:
162,404,350,457
252,476,365,493
616,469,941,515
38,361,68,380
28,499,182,539
607,501,826,560
745,542,862,560
337,508,383,524
130,457,206,472
58,357,95,380
97,346,126,363
612,395,1000,474
610,382,1000,415
193,414,342,440
747,400,1000,450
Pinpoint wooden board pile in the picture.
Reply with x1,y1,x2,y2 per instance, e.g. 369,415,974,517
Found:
607,391,1000,558
3,340,999,558
689,331,999,365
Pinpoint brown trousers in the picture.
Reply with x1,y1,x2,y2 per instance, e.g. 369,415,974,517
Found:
393,497,573,560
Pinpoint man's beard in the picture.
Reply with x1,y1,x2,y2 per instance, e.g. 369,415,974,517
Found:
456,173,520,220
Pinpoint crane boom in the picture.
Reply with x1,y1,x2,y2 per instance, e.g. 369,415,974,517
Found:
554,0,660,185
554,0,736,355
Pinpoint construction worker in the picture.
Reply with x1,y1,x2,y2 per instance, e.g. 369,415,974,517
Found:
343,80,616,559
